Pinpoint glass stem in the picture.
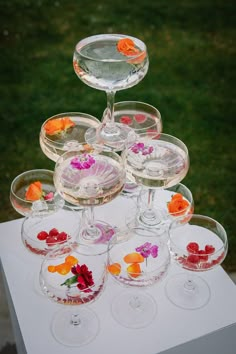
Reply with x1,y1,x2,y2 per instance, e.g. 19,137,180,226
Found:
71,314,81,326
184,278,196,292
87,205,95,228
129,295,141,310
102,90,119,135
82,206,100,240
140,189,159,225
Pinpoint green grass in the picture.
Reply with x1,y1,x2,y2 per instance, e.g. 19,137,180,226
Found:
0,0,235,271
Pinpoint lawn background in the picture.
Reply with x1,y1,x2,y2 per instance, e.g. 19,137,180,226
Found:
0,0,235,271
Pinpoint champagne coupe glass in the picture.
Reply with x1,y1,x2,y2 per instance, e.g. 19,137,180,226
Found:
39,112,100,162
122,133,189,231
135,183,194,230
21,205,80,257
112,100,163,196
73,34,149,151
165,214,228,309
108,226,170,328
53,144,126,253
40,242,107,346
10,169,64,218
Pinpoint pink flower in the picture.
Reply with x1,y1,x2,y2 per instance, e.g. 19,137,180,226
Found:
70,154,95,170
130,142,154,155
135,242,158,258
43,192,54,201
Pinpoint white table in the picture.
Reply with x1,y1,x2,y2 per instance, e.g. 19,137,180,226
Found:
0,196,236,354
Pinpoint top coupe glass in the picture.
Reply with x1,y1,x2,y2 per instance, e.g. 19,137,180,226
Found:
73,34,149,151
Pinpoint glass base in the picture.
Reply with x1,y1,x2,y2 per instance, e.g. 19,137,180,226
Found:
85,123,135,152
51,307,99,347
126,212,168,238
111,290,157,328
165,273,211,310
79,220,117,253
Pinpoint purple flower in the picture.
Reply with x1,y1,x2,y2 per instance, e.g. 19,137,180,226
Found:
130,143,154,156
135,242,158,258
70,154,95,170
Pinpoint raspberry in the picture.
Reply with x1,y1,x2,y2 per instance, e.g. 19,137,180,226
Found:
57,232,68,242
37,231,49,241
186,242,199,254
134,114,146,124
186,254,200,264
46,235,58,246
49,228,59,237
205,244,215,254
198,250,208,262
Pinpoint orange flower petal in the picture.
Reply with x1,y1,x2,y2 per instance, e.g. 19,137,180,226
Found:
61,117,76,131
123,252,144,264
48,265,57,273
168,197,190,216
171,193,184,201
117,38,140,56
107,263,121,276
56,263,71,275
25,181,43,201
128,51,147,64
127,263,141,278
44,119,64,135
65,255,78,266
44,117,75,135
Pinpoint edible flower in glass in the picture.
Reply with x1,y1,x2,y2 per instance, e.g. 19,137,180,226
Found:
70,154,96,170
117,38,140,56
167,193,190,216
61,264,94,293
130,142,153,155
25,181,54,202
135,242,158,259
44,117,75,135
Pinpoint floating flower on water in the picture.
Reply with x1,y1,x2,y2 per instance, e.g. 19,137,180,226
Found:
107,263,121,276
117,37,140,56
127,263,141,278
167,193,190,216
44,117,75,135
25,181,43,201
25,181,54,202
135,242,158,259
59,262,94,293
120,115,133,125
128,51,147,64
70,154,96,170
123,252,144,264
130,142,154,155
48,256,79,275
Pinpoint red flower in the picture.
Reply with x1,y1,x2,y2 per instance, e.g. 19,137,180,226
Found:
71,264,94,293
